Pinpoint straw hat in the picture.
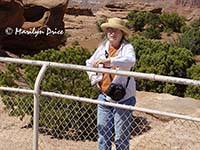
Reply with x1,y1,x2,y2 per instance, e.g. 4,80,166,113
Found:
100,17,130,39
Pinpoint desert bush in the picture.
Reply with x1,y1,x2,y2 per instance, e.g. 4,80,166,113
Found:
142,26,161,39
130,35,195,96
127,11,160,32
160,12,185,32
185,64,200,100
0,70,15,87
190,17,200,29
180,25,193,33
127,11,186,41
174,28,200,55
127,11,185,33
1,46,99,140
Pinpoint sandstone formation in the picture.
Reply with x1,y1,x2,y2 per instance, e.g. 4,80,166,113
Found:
95,2,162,19
64,0,199,51
68,0,200,21
1,0,199,53
0,0,69,52
66,6,94,16
175,0,200,8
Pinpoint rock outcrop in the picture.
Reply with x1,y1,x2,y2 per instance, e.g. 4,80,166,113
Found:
175,0,200,8
0,0,69,52
96,2,162,19
66,6,94,16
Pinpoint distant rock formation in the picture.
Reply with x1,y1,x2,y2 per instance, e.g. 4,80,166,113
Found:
0,0,69,52
66,6,94,16
175,0,200,8
104,2,162,13
96,2,162,19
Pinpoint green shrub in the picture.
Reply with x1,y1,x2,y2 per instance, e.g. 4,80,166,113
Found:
0,70,15,87
142,26,161,39
160,12,185,32
180,25,193,33
130,35,195,96
127,11,160,32
185,64,200,100
1,46,99,140
163,28,173,36
127,11,185,33
174,28,200,55
190,17,200,29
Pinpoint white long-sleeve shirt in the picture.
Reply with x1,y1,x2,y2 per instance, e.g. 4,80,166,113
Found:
86,40,136,101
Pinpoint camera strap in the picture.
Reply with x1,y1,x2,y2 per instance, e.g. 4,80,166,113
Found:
105,50,131,88
109,72,130,88
126,76,130,88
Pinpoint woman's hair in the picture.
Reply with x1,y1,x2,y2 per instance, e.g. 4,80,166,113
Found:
98,32,129,48
98,36,107,47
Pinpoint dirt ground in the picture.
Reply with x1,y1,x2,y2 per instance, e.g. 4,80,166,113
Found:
63,14,102,51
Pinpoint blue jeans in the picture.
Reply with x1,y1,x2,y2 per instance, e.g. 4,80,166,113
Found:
97,93,136,150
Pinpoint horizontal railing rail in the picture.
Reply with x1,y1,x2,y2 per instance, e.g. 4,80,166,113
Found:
0,87,200,122
1,57,200,86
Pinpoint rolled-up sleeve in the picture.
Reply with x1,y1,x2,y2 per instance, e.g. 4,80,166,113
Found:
86,47,103,79
110,44,136,68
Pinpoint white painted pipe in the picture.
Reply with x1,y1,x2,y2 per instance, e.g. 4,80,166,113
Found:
41,91,200,122
0,87,34,94
33,65,48,150
0,57,200,86
1,86,199,122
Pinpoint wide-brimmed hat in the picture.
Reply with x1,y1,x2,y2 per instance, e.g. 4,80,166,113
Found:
100,17,130,39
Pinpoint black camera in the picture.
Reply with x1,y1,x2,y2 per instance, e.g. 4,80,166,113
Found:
106,83,126,101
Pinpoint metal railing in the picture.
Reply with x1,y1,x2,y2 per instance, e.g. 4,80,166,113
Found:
0,57,200,150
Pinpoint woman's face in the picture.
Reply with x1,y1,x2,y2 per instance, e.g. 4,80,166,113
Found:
106,27,124,46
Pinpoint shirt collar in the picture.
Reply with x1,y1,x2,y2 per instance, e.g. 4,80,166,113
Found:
105,39,127,52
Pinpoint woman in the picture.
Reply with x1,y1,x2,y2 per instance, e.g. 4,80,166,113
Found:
86,17,136,150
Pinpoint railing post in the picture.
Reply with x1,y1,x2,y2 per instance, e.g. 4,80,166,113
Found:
33,64,48,150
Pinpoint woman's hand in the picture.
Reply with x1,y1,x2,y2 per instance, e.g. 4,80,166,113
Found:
93,58,111,68
96,83,101,90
